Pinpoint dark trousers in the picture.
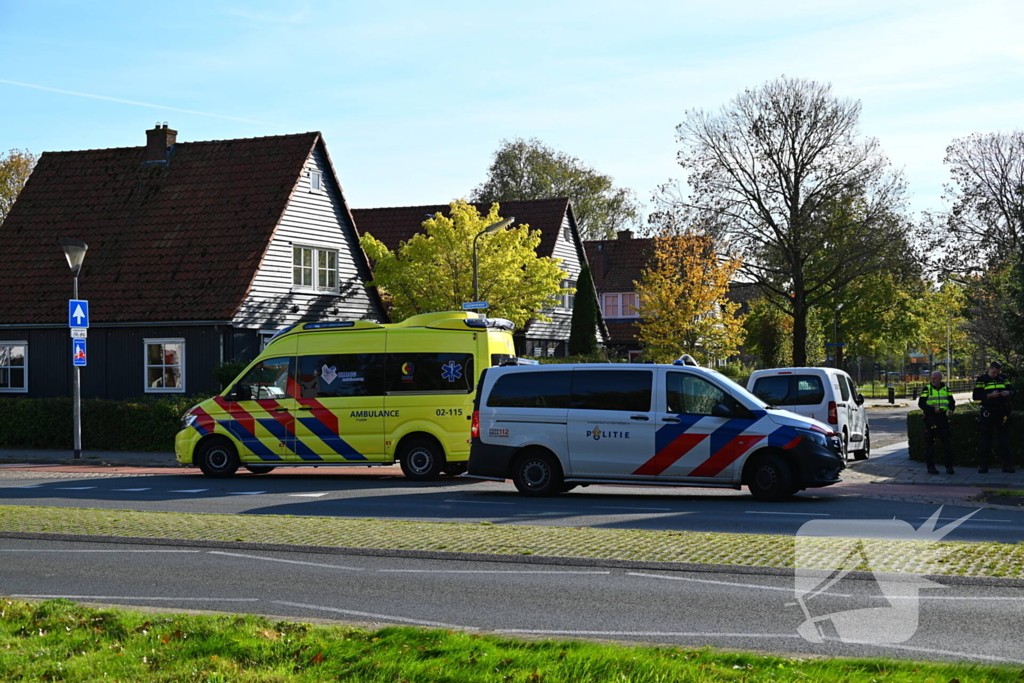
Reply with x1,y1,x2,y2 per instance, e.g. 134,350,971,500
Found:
977,413,1011,468
924,419,954,469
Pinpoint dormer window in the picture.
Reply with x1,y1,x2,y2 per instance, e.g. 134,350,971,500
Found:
310,170,323,192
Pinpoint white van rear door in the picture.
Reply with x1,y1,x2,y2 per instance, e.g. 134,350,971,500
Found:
565,369,656,478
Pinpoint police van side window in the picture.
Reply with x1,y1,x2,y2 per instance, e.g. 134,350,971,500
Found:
235,357,295,401
297,353,384,398
386,353,474,394
487,371,571,408
667,372,727,415
570,370,652,412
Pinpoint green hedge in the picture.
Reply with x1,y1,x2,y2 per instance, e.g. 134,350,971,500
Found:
0,396,210,452
907,409,1024,465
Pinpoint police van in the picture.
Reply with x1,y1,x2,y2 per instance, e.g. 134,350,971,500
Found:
467,363,845,500
176,311,516,480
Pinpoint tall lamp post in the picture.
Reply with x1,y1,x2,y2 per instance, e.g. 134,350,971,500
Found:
59,238,88,460
833,303,844,369
473,217,514,303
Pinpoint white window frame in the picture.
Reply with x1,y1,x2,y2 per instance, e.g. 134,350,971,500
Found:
292,244,340,294
144,338,185,394
0,341,28,393
560,279,576,310
259,330,278,351
602,292,638,318
310,170,323,192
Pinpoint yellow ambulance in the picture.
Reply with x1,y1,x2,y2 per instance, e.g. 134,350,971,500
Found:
175,311,517,479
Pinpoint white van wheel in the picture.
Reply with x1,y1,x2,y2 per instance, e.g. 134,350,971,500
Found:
512,450,563,497
747,453,796,502
196,437,240,478
399,437,446,481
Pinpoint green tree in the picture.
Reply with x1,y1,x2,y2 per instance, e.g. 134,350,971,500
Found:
743,297,792,368
666,76,912,366
0,149,38,225
567,263,600,356
472,137,639,240
360,200,567,328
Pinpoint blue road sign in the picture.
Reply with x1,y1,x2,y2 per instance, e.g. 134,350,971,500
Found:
68,299,89,328
462,301,489,310
72,338,87,367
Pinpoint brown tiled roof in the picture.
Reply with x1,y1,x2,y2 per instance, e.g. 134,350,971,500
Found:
352,198,575,259
605,320,640,345
0,132,320,324
583,236,654,292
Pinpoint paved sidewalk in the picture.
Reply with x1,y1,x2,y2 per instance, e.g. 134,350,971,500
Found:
0,448,177,468
843,440,1024,488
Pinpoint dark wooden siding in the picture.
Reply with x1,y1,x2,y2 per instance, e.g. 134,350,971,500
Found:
0,325,245,400
233,142,385,330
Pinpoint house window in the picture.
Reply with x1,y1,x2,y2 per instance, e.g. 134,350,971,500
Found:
560,280,576,310
144,339,184,393
310,170,323,192
602,292,638,318
563,223,572,241
293,245,339,293
0,342,27,393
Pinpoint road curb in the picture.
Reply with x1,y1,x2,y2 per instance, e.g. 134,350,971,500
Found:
4,530,1022,589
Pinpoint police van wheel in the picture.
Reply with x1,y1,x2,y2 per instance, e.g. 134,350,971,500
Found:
244,465,275,475
399,437,446,481
511,450,563,497
196,438,240,478
747,453,796,502
853,428,870,461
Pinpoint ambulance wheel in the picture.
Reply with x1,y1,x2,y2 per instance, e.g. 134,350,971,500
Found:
853,428,870,461
244,465,276,475
443,462,467,476
399,437,446,481
196,437,240,478
511,450,563,497
746,453,796,502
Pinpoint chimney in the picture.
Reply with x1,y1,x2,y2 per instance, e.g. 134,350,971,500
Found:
145,123,177,162
616,229,633,240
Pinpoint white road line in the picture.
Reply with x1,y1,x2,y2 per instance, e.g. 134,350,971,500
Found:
916,517,1013,523
443,499,516,505
207,551,363,571
11,485,44,489
271,600,471,629
289,493,330,497
226,491,267,495
12,595,257,602
54,486,96,490
745,511,829,516
380,569,611,574
111,488,151,492
594,505,671,512
0,549,200,553
168,489,208,493
627,572,802,594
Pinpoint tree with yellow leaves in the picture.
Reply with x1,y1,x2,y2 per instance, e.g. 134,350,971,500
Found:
360,200,568,328
636,230,745,365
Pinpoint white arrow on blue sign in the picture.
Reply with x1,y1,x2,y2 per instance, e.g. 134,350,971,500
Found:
462,301,488,310
68,300,89,328
72,338,87,367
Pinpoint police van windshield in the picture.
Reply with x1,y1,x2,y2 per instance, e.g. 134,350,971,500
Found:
705,369,772,409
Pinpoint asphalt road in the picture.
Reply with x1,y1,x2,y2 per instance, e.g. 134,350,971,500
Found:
2,468,1022,541
2,537,1022,665
865,404,914,449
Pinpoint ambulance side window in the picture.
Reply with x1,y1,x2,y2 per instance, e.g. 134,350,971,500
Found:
296,353,384,398
386,353,475,394
234,357,295,401
666,372,727,416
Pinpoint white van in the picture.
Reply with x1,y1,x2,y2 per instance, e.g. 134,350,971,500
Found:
746,367,869,460
467,363,845,501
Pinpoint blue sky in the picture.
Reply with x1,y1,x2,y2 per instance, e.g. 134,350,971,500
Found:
2,0,1022,218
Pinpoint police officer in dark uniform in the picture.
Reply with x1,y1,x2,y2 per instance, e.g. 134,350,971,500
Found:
973,361,1016,473
919,371,955,474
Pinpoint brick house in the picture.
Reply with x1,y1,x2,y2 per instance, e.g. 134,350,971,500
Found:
352,198,604,357
0,126,385,399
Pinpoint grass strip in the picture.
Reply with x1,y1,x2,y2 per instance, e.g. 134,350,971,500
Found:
2,505,1024,577
2,598,1019,682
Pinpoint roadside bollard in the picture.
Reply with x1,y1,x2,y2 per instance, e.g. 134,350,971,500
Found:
888,386,895,404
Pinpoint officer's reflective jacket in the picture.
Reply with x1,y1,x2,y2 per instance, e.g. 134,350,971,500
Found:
918,383,954,421
973,373,1015,414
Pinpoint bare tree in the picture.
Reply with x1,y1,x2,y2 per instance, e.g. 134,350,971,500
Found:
666,76,912,366
941,131,1024,270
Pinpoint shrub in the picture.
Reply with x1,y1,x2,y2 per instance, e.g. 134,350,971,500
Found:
212,360,248,388
907,409,1024,465
0,395,211,452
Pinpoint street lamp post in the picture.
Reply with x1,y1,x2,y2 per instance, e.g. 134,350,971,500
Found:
472,217,514,303
59,238,88,460
833,303,844,369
